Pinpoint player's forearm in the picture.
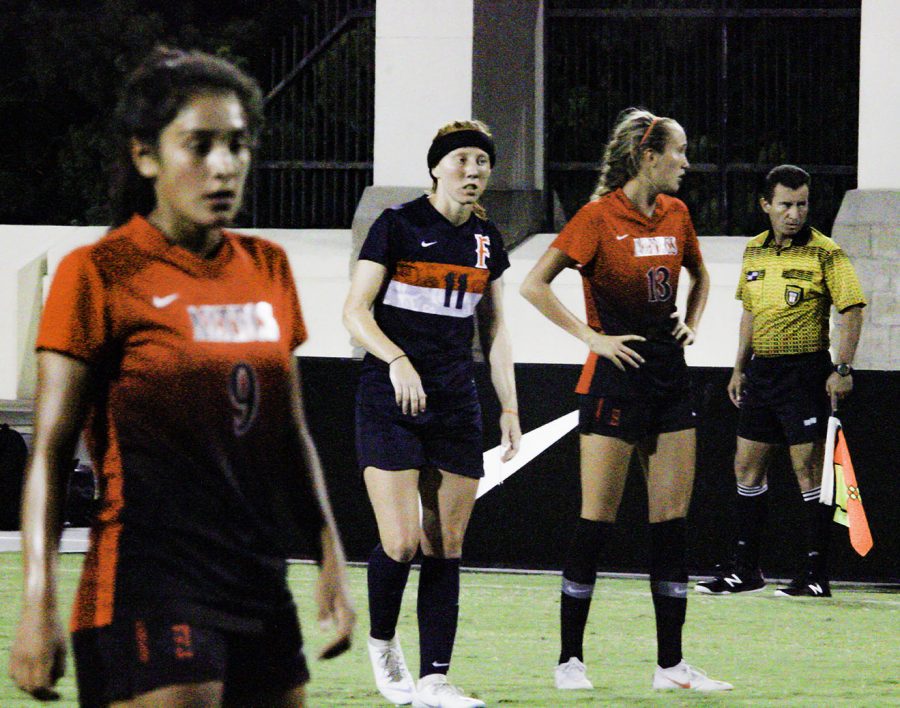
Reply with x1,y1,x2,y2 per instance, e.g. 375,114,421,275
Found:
20,455,66,605
835,306,864,366
342,304,405,363
683,264,710,331
486,324,519,411
521,279,596,346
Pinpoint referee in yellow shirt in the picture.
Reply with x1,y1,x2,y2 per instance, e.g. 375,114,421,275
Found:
697,165,865,598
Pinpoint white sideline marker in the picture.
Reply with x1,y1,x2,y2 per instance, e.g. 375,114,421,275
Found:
476,411,578,499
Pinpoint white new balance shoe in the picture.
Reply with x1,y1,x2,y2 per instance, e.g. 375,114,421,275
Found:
412,673,485,708
554,657,593,689
652,660,733,691
367,635,415,705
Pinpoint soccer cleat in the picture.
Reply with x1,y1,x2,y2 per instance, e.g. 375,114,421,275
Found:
555,656,594,689
412,673,485,708
368,635,415,705
695,565,765,595
774,573,831,598
653,661,734,691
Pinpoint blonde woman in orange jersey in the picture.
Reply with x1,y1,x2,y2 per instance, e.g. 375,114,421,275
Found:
9,48,353,707
521,107,731,693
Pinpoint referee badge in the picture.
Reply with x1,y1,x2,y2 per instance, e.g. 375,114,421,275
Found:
784,284,803,306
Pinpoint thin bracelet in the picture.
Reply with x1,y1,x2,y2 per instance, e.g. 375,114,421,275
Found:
502,409,519,416
388,354,408,366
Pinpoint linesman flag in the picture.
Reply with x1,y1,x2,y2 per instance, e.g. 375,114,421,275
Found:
819,416,873,556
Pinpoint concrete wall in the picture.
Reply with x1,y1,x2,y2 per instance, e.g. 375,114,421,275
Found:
0,225,772,403
373,0,473,187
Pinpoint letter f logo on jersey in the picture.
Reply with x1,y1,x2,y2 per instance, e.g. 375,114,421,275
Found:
474,234,491,269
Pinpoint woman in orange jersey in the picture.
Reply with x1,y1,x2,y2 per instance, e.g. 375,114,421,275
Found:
521,107,731,693
9,47,354,707
343,120,520,707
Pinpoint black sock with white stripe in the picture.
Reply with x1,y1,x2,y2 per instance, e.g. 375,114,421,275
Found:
802,486,829,576
559,518,610,665
650,518,688,669
417,556,460,677
735,482,768,568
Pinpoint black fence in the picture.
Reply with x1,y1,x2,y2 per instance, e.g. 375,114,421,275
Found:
248,0,375,228
546,1,861,235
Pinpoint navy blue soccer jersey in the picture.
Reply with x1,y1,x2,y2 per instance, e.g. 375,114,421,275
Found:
358,195,509,388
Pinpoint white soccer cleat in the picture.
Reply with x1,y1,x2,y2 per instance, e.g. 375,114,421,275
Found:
412,673,485,708
554,656,594,689
652,660,733,691
368,635,415,705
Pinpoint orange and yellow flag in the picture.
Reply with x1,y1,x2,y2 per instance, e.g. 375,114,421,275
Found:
828,421,874,557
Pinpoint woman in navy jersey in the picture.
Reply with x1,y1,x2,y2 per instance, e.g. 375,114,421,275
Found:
9,47,354,707
343,120,520,708
521,107,731,693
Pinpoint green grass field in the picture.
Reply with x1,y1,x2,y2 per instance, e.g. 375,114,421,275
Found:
1,554,897,706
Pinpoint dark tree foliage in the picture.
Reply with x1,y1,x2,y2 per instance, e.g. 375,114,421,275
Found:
0,0,299,225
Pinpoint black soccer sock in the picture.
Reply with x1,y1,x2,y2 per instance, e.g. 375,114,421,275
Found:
368,543,412,641
735,482,768,568
802,487,830,576
650,518,688,669
559,518,610,665
417,556,460,677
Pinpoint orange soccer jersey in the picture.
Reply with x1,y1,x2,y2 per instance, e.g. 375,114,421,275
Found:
38,215,319,632
552,189,703,396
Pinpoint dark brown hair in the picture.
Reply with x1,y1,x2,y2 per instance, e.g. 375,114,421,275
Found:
109,47,264,228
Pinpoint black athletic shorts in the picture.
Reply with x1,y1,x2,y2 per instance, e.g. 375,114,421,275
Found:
72,601,308,706
737,350,832,445
355,371,484,479
577,390,697,443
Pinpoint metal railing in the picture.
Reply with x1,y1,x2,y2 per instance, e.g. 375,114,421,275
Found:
545,2,860,235
248,0,375,228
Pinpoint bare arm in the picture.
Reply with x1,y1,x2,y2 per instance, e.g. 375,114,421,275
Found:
476,278,521,462
10,351,92,699
342,259,427,415
826,304,864,411
672,261,710,345
728,308,755,408
519,247,645,371
288,362,355,659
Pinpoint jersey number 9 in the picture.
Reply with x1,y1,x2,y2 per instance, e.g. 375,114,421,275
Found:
228,362,259,436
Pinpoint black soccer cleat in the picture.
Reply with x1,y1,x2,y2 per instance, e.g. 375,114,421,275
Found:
774,573,831,598
695,565,766,595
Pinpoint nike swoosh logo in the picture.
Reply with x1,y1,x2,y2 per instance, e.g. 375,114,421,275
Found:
421,241,438,247
431,661,450,667
616,233,630,240
152,293,180,308
671,680,691,689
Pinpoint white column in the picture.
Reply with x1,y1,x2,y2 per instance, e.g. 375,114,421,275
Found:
373,0,473,187
858,0,900,189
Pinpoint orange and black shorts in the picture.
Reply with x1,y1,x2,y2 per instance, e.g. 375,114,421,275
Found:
71,602,308,706
577,390,697,443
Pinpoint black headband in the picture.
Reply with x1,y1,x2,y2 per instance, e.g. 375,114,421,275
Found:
427,129,496,170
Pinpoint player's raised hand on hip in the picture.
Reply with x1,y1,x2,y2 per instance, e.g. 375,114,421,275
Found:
587,331,646,371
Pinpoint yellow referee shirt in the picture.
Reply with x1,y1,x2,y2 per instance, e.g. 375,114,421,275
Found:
736,226,866,357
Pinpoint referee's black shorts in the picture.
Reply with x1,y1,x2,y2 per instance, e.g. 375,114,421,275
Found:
737,350,832,445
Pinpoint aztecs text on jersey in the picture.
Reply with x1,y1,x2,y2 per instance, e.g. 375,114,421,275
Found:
736,226,866,356
358,196,510,388
37,215,321,632
552,189,703,396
